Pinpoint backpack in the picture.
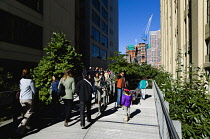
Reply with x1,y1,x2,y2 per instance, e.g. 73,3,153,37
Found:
58,83,66,97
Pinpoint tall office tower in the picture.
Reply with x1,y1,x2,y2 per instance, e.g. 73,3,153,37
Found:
161,0,210,78
75,0,119,69
126,43,147,64
147,30,161,68
0,0,76,72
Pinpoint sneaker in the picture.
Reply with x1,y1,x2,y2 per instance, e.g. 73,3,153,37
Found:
81,125,85,129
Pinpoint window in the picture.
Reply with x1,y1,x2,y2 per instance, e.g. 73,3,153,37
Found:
102,7,108,20
91,27,100,42
92,10,100,27
0,9,43,50
102,0,108,9
92,0,100,12
110,17,113,23
101,50,107,59
92,45,100,57
110,6,113,12
101,35,108,47
102,21,108,34
17,0,43,14
110,41,113,46
110,29,113,35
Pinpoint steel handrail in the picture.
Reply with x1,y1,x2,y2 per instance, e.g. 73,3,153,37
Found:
153,81,180,139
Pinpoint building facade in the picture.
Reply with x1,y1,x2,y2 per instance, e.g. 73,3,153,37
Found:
0,0,119,72
0,0,76,71
147,30,161,68
126,43,147,64
75,0,118,69
160,0,210,78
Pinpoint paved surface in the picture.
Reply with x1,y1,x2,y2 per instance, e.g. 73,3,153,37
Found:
23,89,160,139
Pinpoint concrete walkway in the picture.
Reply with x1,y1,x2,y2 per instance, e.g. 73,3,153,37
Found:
23,89,160,139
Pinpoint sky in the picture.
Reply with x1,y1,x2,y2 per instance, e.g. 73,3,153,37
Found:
119,0,160,54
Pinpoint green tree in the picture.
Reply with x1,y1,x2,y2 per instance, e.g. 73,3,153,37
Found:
0,67,17,91
32,32,84,105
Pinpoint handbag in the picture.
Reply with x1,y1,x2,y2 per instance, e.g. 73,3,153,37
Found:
58,83,66,97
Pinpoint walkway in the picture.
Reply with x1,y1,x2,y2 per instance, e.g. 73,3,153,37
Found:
22,89,160,139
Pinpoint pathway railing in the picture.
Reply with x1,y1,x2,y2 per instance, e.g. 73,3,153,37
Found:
97,79,116,114
153,81,182,139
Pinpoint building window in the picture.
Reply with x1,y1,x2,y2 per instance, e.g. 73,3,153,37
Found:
102,0,108,9
92,45,100,57
92,0,100,12
110,17,113,23
102,7,108,20
17,0,43,14
110,29,113,35
101,35,108,47
92,10,100,27
0,9,43,50
101,50,107,59
91,27,100,42
110,41,113,46
110,6,113,12
102,21,108,34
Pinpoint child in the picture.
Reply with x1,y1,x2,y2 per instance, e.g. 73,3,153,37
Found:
121,88,132,121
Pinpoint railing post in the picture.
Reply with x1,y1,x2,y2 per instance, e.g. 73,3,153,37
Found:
97,89,101,114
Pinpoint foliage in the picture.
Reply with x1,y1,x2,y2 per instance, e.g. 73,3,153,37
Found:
32,32,84,105
107,52,160,80
156,66,210,139
0,67,18,91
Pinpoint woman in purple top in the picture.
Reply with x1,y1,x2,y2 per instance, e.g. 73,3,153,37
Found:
121,89,132,121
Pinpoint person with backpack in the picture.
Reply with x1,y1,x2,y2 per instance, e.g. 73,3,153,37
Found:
138,76,148,100
59,69,75,127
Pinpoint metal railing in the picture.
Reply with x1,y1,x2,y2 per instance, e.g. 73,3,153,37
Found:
153,81,181,139
97,80,116,114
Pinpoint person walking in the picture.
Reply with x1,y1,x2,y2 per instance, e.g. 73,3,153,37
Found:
76,71,93,129
16,69,35,135
121,89,132,122
59,69,75,127
50,75,60,115
116,72,126,107
138,76,148,100
94,72,100,103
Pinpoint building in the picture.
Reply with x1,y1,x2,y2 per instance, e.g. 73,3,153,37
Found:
75,0,119,69
126,43,147,64
0,0,119,72
0,0,76,72
147,30,161,68
160,0,210,78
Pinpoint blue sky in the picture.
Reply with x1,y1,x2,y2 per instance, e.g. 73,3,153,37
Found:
119,0,160,54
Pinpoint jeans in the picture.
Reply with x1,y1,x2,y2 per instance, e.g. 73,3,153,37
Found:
80,100,91,126
117,88,123,105
63,99,73,122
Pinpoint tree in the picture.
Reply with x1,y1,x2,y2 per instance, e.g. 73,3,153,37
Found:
32,32,84,104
